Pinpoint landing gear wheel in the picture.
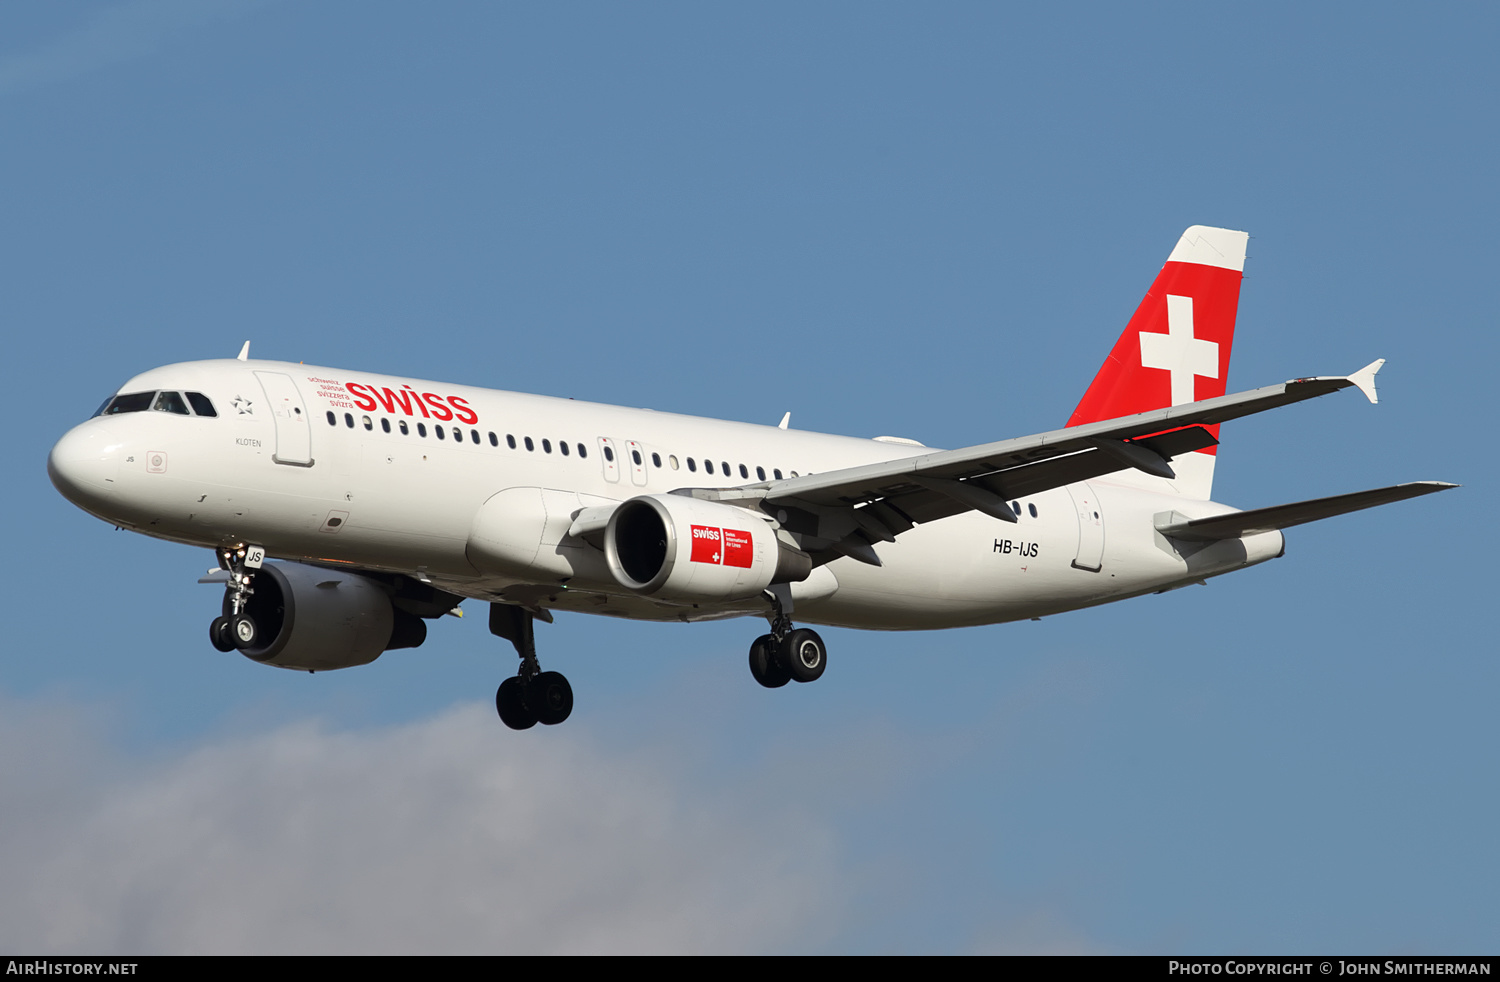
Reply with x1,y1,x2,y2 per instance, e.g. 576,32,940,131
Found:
209,616,236,652
782,628,827,683
749,634,791,688
531,671,574,726
496,676,538,730
230,613,259,650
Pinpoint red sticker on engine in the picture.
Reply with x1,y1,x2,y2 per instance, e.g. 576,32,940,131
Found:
690,525,722,564
721,528,753,568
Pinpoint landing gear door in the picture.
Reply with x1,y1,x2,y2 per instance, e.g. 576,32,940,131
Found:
1067,483,1104,572
254,371,314,466
597,437,620,483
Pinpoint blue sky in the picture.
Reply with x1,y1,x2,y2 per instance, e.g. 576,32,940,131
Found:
2,1,1494,954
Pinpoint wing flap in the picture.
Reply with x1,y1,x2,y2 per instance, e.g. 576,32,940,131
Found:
1155,482,1458,541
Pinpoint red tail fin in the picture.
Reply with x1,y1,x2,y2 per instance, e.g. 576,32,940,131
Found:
1068,226,1248,498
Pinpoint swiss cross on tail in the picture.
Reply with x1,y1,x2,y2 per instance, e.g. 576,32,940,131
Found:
1066,225,1249,500
1141,295,1219,406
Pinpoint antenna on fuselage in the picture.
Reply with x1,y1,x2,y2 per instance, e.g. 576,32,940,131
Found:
778,412,791,430
236,341,250,361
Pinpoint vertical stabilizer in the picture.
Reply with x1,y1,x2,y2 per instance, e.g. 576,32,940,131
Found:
1067,225,1248,499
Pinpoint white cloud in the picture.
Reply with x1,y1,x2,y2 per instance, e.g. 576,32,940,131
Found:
0,700,841,954
0,0,268,97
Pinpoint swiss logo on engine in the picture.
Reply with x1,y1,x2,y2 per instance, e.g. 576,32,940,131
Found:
690,525,753,568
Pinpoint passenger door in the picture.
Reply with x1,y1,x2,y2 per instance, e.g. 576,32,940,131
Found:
253,371,313,466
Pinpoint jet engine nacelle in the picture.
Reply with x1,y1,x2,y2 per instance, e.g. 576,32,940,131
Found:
603,494,810,602
225,561,425,671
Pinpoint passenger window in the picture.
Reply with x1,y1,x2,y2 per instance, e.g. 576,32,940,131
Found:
436,426,446,440
739,464,749,479
489,432,498,447
400,420,409,435
561,441,570,456
687,457,697,472
774,469,783,480
344,413,355,428
525,437,535,452
577,443,587,459
790,470,799,477
453,427,461,441
1028,503,1038,518
543,439,552,453
471,429,480,444
103,392,155,415
756,466,765,481
153,391,191,415
363,415,373,430
1011,501,1021,515
326,411,337,426
721,461,730,477
381,418,391,433
603,445,613,461
705,460,714,475
507,434,517,449
631,449,642,466
652,452,661,468
669,455,679,470
186,392,217,417
417,423,427,437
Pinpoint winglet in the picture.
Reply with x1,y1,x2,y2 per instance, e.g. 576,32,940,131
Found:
778,412,791,430
1347,358,1384,404
237,341,251,361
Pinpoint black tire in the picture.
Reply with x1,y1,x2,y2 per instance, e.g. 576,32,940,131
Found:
496,677,538,730
209,616,236,652
230,613,258,650
782,628,827,683
749,634,791,688
531,671,574,726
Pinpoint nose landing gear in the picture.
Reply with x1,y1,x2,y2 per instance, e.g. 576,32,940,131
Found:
209,544,265,653
490,603,574,730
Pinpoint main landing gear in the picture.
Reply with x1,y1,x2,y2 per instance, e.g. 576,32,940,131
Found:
748,587,827,688
490,603,574,730
209,543,265,653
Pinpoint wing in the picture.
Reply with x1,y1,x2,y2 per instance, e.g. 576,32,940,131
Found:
687,360,1390,565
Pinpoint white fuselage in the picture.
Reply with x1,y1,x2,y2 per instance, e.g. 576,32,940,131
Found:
49,358,1284,631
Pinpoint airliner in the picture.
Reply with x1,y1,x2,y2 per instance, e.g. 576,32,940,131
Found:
47,226,1454,730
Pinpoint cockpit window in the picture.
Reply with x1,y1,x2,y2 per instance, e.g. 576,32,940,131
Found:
101,392,156,415
97,389,217,418
185,392,217,417
152,391,191,415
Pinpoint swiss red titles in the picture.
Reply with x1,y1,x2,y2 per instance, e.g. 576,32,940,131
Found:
340,382,480,425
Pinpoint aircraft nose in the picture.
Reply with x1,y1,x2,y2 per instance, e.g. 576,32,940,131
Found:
48,422,124,507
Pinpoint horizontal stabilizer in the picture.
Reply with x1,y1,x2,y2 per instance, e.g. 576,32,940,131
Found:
1155,481,1458,541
